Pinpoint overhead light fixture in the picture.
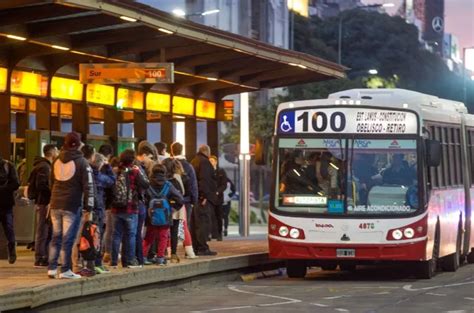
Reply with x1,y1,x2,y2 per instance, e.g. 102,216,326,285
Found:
206,77,218,81
288,63,298,67
120,16,137,22
172,8,186,17
368,69,378,75
158,28,173,34
298,64,307,69
51,45,70,51
71,50,87,55
382,3,395,8
6,34,27,41
202,9,220,16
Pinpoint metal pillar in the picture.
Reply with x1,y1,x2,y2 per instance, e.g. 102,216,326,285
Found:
160,114,173,147
0,94,11,160
239,92,250,237
206,120,218,157
185,117,197,160
134,111,147,144
36,98,51,131
104,107,118,154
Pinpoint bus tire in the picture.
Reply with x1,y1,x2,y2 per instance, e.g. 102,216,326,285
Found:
467,249,474,264
416,225,439,279
442,226,461,272
286,260,307,278
339,264,356,272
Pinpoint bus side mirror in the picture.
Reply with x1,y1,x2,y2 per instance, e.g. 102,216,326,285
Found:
255,137,267,166
426,139,441,167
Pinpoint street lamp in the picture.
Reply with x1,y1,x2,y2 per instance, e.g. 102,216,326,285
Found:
338,3,394,64
172,8,220,18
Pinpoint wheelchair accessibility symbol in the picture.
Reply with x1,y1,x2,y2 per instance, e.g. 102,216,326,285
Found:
280,114,293,132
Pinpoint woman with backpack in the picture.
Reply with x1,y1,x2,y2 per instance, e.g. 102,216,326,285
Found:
143,163,183,266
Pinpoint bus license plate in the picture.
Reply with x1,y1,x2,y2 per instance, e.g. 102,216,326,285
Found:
336,249,355,258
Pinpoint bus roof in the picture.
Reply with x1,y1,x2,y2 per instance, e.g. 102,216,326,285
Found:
277,88,473,127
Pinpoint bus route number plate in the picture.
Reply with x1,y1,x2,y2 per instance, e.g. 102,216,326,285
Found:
336,249,355,258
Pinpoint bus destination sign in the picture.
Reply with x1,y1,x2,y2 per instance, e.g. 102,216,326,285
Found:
277,108,418,135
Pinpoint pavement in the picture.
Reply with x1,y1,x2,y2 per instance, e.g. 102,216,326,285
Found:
0,225,269,312
92,263,474,313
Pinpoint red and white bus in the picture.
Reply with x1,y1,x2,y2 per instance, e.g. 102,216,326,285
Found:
267,89,474,279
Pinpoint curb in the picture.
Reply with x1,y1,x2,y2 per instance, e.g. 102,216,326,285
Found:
0,253,277,311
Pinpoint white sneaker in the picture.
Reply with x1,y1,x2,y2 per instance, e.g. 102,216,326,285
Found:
47,269,57,279
59,270,81,279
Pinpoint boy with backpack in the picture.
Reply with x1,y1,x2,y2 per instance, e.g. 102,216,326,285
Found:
111,149,149,268
28,144,58,267
143,163,183,266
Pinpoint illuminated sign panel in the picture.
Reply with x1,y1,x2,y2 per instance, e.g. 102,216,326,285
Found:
117,88,144,110
172,96,194,116
147,92,170,112
11,71,47,96
196,100,216,119
0,68,6,92
217,100,234,121
86,84,115,106
79,63,174,84
51,77,83,101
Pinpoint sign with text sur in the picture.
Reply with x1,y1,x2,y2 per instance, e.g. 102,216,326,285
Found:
278,107,418,135
79,63,174,84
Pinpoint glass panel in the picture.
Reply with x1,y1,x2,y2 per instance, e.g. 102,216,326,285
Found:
86,84,115,106
0,68,7,92
147,92,170,112
11,71,47,96
196,100,216,119
117,88,144,110
51,76,83,101
172,96,194,116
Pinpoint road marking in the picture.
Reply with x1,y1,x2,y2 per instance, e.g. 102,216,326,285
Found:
311,303,329,307
335,309,350,312
464,297,474,301
373,291,391,295
353,286,400,289
190,306,253,313
323,295,351,300
403,280,474,291
445,311,466,313
426,292,447,296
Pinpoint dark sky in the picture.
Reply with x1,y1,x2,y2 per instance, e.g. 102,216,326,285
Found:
364,0,474,54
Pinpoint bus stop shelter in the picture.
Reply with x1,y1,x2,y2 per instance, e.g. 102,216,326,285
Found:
0,0,345,162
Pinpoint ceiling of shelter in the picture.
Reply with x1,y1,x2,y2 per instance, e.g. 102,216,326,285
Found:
0,0,345,100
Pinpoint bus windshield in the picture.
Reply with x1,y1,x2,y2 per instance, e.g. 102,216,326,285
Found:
276,138,419,215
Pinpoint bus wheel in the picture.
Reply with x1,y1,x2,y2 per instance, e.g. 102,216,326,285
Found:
286,260,307,278
339,264,356,272
416,226,439,279
443,225,462,272
467,249,474,264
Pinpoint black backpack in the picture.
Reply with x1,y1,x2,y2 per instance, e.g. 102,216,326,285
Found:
27,168,39,200
112,169,132,209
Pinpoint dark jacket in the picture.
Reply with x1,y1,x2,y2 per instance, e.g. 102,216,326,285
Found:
31,157,52,206
50,149,95,213
148,172,184,210
0,158,20,208
92,164,115,213
191,152,218,205
216,168,230,206
175,156,198,205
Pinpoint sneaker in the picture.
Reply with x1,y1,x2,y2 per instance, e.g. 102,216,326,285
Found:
78,268,96,277
47,269,57,279
59,270,81,279
127,260,143,269
196,249,218,256
143,258,154,266
34,260,48,268
156,257,167,266
95,266,110,274
224,229,228,237
103,253,111,263
170,254,180,264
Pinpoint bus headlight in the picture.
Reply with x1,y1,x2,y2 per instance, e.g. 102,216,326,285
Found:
403,227,415,239
279,226,289,237
392,229,403,240
289,228,300,239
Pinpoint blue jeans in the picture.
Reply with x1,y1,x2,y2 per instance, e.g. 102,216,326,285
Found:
0,207,15,244
136,202,146,265
48,209,81,273
111,212,138,266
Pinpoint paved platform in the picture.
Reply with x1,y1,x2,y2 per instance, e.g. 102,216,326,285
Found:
0,234,269,311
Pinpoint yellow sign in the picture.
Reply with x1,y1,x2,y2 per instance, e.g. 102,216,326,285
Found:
51,76,83,101
117,88,144,110
287,0,309,17
172,96,194,116
79,63,174,84
0,68,7,92
11,71,47,96
196,100,216,119
147,92,170,113
86,84,115,106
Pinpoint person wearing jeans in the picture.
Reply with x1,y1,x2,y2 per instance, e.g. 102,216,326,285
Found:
111,212,138,266
48,132,95,279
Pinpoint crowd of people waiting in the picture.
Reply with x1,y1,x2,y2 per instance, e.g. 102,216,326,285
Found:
0,131,235,279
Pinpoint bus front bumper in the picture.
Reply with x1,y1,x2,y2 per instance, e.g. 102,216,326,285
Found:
269,236,427,261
